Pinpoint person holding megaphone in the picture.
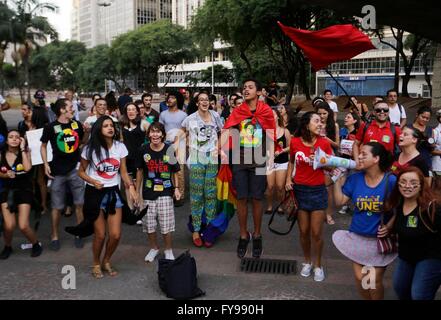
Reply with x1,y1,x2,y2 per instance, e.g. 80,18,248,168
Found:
332,142,397,300
285,111,333,282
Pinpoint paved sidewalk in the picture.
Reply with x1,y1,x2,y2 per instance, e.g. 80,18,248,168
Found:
0,200,414,300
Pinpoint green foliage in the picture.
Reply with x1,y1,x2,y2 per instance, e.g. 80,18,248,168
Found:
200,64,234,85
30,40,87,89
192,0,356,100
111,19,197,90
76,45,118,92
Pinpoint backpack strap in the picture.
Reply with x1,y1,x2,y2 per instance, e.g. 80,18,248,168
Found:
361,121,371,143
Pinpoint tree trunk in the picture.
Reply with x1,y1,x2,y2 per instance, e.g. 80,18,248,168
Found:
299,61,311,100
401,70,411,97
432,44,441,108
394,30,404,93
239,50,253,77
394,46,400,92
24,57,31,103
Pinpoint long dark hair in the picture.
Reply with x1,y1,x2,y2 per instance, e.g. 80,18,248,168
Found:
120,102,141,128
295,111,318,143
86,116,118,165
316,102,336,141
1,130,21,160
346,111,361,133
384,166,439,232
105,91,118,113
364,142,393,172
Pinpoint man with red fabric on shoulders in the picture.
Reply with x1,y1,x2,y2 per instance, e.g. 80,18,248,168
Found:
220,78,278,259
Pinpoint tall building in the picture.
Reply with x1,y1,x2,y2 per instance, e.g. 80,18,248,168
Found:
71,0,172,48
160,0,237,92
172,0,204,29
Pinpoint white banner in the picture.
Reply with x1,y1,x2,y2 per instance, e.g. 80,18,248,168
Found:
26,129,53,166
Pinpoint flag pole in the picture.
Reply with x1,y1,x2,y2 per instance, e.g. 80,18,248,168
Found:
324,68,357,109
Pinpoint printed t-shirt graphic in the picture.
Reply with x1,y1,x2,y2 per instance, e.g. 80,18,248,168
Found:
239,119,262,148
136,144,180,200
54,122,80,154
40,120,84,176
81,141,128,188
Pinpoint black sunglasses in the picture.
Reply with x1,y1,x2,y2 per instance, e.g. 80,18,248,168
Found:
375,108,389,113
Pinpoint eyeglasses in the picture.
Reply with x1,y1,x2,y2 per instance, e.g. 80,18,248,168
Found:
398,181,421,189
375,108,389,113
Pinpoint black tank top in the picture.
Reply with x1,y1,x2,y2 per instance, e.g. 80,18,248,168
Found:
0,151,32,190
122,123,145,160
275,132,289,164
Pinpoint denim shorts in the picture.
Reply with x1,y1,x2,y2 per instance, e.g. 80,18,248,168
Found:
293,184,328,212
100,191,124,209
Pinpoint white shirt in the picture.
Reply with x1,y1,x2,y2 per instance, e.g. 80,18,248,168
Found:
388,103,406,125
81,141,128,187
327,100,338,114
84,115,118,127
432,124,441,172
72,100,80,121
0,95,5,105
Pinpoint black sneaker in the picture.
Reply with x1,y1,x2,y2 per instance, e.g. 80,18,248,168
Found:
31,242,43,258
0,246,12,260
252,235,263,258
237,233,251,258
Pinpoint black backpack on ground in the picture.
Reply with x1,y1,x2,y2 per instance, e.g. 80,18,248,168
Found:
157,250,205,300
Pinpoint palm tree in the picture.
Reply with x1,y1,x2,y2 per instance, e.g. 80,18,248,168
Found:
9,0,58,102
0,3,16,94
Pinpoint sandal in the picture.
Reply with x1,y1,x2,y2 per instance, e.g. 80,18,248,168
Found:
326,215,335,225
92,265,104,279
277,208,285,216
264,209,273,215
102,262,118,276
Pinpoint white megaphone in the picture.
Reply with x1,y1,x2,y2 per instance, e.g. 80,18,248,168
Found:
313,147,356,170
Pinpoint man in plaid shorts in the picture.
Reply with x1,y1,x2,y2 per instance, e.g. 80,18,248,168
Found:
136,122,181,262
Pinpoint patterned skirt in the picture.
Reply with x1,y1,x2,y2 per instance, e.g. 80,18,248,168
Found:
332,230,397,267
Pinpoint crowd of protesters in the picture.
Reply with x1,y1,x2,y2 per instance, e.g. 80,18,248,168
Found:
0,82,440,300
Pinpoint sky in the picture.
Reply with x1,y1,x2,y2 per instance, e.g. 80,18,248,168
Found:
43,0,72,41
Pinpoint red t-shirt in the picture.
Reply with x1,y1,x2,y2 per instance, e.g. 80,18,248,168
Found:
290,137,333,186
355,121,401,153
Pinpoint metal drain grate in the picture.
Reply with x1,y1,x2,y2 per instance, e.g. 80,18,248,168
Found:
240,258,297,275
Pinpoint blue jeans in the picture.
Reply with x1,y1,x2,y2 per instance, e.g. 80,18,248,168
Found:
393,257,441,300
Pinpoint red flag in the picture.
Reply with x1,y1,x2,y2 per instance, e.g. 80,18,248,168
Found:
278,22,375,71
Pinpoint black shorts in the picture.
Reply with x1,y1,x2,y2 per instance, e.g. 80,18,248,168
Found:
0,189,34,208
231,165,267,200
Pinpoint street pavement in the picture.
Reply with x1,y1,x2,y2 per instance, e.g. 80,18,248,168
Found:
0,103,440,300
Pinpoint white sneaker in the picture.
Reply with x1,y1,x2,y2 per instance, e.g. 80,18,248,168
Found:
144,248,159,262
338,205,348,215
164,249,175,260
300,263,313,277
313,267,325,282
136,220,143,225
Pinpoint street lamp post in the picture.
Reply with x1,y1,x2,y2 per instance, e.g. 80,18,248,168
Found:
98,1,112,93
211,50,215,94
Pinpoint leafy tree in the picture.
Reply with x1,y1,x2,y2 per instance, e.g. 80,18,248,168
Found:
30,40,86,90
200,64,234,86
8,0,58,101
111,19,197,91
192,0,356,102
76,44,120,93
375,27,431,97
